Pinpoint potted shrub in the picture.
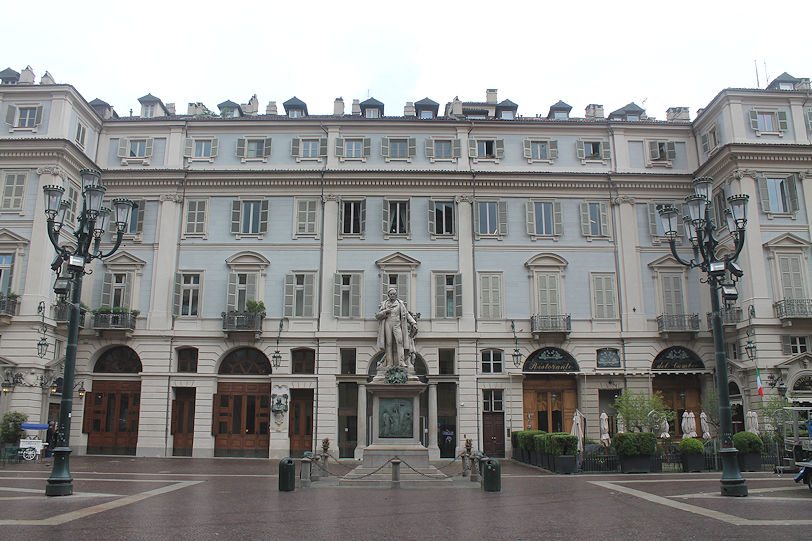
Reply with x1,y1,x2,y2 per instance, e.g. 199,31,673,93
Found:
733,430,764,472
534,432,552,469
614,432,657,473
550,432,579,474
1,411,28,448
245,300,266,313
679,437,705,472
516,430,542,464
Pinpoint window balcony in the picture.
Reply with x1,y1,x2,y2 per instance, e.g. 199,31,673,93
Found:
705,307,743,328
774,299,812,319
92,310,137,334
52,303,87,328
222,311,265,338
530,314,571,334
0,294,18,324
656,313,700,333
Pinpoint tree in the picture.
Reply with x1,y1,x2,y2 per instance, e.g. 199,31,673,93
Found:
701,386,720,436
613,390,675,432
0,411,28,444
758,394,792,447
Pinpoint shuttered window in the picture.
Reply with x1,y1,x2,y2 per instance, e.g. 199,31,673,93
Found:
757,175,799,214
226,272,257,312
592,274,617,319
381,273,409,303
536,273,560,316
230,200,269,236
580,202,610,238
339,199,365,236
778,255,805,300
429,200,455,236
434,273,462,318
1,172,26,210
479,273,502,320
284,273,316,318
661,273,685,315
295,198,319,237
333,273,362,318
184,200,207,236
475,200,508,238
383,199,410,236
526,200,562,237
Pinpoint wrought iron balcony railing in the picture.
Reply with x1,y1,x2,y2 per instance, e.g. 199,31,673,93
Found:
222,311,265,332
656,313,700,332
530,314,571,333
705,307,743,328
0,295,18,317
92,311,137,331
774,299,812,319
53,303,87,327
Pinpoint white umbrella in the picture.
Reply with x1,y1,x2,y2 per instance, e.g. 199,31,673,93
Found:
700,411,712,440
687,412,698,438
570,409,585,453
600,412,611,446
659,418,670,439
616,413,626,434
746,410,759,435
681,411,690,437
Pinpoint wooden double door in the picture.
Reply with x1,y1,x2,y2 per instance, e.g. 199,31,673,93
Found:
654,374,702,438
83,380,141,455
171,387,195,456
483,412,505,457
523,376,577,433
289,389,314,457
213,382,270,457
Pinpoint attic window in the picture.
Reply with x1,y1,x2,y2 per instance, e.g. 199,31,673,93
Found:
420,110,433,119
626,115,639,121
143,104,155,118
778,82,794,90
553,111,568,120
289,109,304,118
365,108,380,119
500,110,514,120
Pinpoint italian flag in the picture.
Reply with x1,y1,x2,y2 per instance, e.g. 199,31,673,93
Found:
756,366,764,397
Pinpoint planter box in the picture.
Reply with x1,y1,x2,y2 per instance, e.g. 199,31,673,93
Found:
738,453,762,472
681,454,704,472
529,451,539,466
620,454,652,474
520,448,530,464
554,455,577,474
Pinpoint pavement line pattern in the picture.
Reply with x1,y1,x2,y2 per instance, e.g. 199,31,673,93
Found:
0,486,122,497
590,480,812,526
0,480,202,526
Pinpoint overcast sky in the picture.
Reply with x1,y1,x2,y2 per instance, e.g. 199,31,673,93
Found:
3,0,809,120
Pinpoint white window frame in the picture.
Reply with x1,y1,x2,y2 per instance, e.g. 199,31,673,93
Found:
433,272,462,319
142,103,155,118
478,272,503,320
230,198,269,239
645,140,676,167
75,122,87,149
293,197,320,239
701,125,720,155
292,136,327,163
175,271,203,317
580,201,611,240
337,137,370,162
526,200,562,239
5,103,44,132
339,198,366,238
475,200,508,239
757,174,799,218
576,139,611,164
284,272,317,318
749,108,788,137
117,137,154,166
184,137,219,163
425,137,460,163
0,253,14,295
383,198,411,239
1,171,27,213
480,349,504,374
182,199,208,239
334,271,363,318
236,137,271,163
591,273,618,320
482,389,504,412
523,138,558,164
429,199,457,239
382,137,413,162
469,137,504,162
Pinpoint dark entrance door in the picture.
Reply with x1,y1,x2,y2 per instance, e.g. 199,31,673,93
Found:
171,387,195,456
483,411,505,457
83,380,141,455
213,382,270,457
289,389,314,457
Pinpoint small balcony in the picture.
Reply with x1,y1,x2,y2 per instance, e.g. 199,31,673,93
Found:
222,311,264,338
656,313,700,333
530,314,571,335
53,303,87,328
0,294,18,324
705,307,743,328
774,299,812,319
92,310,137,335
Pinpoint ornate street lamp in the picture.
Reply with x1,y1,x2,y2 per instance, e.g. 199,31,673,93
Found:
271,319,285,368
658,177,749,497
511,320,523,368
42,168,134,496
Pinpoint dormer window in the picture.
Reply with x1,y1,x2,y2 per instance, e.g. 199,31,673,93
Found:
282,97,308,118
626,115,639,122
778,83,794,90
289,109,304,118
500,110,514,120
360,97,384,119
553,111,568,120
420,110,433,119
143,104,155,118
365,108,379,119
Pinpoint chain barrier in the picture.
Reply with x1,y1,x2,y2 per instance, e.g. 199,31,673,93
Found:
350,457,399,479
304,451,474,481
396,456,454,479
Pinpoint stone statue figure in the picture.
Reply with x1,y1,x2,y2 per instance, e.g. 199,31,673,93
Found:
376,288,418,370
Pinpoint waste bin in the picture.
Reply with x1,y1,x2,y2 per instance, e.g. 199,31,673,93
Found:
279,458,296,492
483,459,501,492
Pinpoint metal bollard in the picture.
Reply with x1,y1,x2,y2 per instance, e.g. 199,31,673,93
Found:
462,454,470,477
304,451,319,481
321,453,329,477
391,459,401,488
470,455,480,482
300,457,312,488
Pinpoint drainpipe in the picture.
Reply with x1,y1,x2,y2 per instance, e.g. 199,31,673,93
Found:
607,125,629,376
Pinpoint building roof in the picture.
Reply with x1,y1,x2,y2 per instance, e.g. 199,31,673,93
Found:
138,93,162,103
414,97,438,107
549,100,572,111
0,67,20,78
89,98,111,107
767,72,801,89
609,102,645,117
283,96,308,115
497,99,517,109
217,100,240,109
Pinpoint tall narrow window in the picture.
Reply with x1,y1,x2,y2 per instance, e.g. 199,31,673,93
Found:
592,274,617,319
483,389,504,411
334,273,361,318
112,273,128,308
340,200,365,236
661,273,685,315
185,200,207,236
778,255,805,300
479,273,502,319
284,273,315,318
1,172,26,211
432,200,455,236
434,273,462,318
384,199,409,235
295,199,319,237
536,273,560,316
0,254,12,294
180,273,200,316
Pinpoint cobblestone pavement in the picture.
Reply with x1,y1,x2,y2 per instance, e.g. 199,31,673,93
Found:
0,456,809,540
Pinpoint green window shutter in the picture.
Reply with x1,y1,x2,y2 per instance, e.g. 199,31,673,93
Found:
525,201,535,235
427,200,436,236
246,273,257,302
454,274,463,318
144,138,153,158
350,273,361,317
473,201,481,235
134,199,145,233
183,138,193,158
333,273,341,317
648,141,660,160
593,275,605,318
749,110,759,130
259,200,269,233
781,335,792,355
34,106,43,126
807,110,812,132
788,175,799,213
380,273,389,302
579,203,590,236
548,140,558,159
602,140,611,160
674,203,686,238
701,133,710,154
468,139,477,158
756,177,770,212
231,200,241,234
408,137,416,157
173,273,181,316
102,272,113,306
211,138,219,157
118,138,128,158
363,138,371,157
553,201,563,235
434,274,445,318
599,202,609,236
291,137,300,157
338,199,344,236
498,200,508,235
227,272,237,311
777,111,788,131
452,139,462,158
283,274,295,317
360,201,366,235
648,203,659,237
380,137,389,158
4,105,16,126
495,139,505,159
523,139,532,159
665,141,676,160
236,138,246,158
425,139,434,159
382,198,390,233
263,137,272,157
319,137,328,157
397,273,409,305
576,140,585,159
303,274,315,317
123,273,132,308
335,137,344,157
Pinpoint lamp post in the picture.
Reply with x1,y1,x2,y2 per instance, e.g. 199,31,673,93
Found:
42,168,134,496
658,176,749,497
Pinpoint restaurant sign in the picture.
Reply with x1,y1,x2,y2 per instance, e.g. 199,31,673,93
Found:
652,346,704,370
524,347,579,372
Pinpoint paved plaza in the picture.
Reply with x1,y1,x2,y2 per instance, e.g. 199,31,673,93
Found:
0,456,809,540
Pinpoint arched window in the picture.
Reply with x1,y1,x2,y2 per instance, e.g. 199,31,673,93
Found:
218,348,271,375
94,346,142,373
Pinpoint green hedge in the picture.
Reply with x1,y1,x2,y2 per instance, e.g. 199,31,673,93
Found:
679,437,704,455
733,430,764,454
549,433,578,455
533,432,550,453
516,430,545,451
612,431,657,457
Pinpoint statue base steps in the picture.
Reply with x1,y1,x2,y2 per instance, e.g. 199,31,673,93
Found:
340,446,451,486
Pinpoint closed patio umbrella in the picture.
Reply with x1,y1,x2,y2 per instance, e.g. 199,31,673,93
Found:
700,411,712,440
687,411,698,438
745,410,759,435
600,412,611,447
659,418,670,439
681,411,690,437
570,409,585,453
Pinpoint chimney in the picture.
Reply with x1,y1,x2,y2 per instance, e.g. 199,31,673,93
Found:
19,65,35,84
404,101,415,117
40,71,55,85
666,107,690,121
585,104,604,119
266,101,278,115
165,103,176,115
242,95,258,115
351,99,361,115
486,89,497,104
334,97,345,115
451,97,463,116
